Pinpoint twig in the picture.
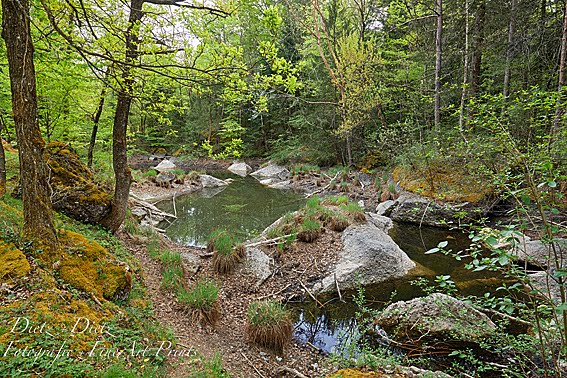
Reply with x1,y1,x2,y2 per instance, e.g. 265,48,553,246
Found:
245,234,297,248
299,280,324,307
257,283,293,300
306,341,322,353
172,191,177,218
240,352,266,378
334,273,344,302
276,366,309,378
306,172,339,198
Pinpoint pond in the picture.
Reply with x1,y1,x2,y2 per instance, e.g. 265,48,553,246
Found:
157,173,305,247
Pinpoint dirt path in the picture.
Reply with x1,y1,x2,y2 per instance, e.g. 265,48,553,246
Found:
120,231,334,377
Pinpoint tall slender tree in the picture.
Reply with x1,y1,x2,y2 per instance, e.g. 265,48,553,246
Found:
434,0,443,128
1,0,58,253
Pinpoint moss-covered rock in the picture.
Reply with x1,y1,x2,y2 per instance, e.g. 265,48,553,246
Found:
57,229,131,301
46,142,112,224
0,240,30,282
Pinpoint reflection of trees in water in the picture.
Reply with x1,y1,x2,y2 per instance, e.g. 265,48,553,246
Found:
294,311,358,354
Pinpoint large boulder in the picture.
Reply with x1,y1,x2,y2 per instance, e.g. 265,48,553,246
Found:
44,142,112,224
154,159,176,172
200,174,228,188
313,223,416,293
389,191,491,228
228,162,252,177
376,293,496,344
513,238,567,269
250,164,290,182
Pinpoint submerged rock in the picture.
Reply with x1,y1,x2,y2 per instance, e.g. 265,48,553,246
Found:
313,223,416,293
251,164,290,181
200,174,229,188
376,293,496,344
228,161,252,177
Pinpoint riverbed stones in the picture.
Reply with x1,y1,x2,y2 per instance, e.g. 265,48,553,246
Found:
251,164,290,181
375,200,395,216
376,293,496,344
313,223,416,293
154,159,176,172
228,162,252,176
156,172,176,188
200,174,229,188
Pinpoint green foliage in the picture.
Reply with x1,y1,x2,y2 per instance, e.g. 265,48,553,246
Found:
177,279,220,312
187,352,231,378
161,265,184,292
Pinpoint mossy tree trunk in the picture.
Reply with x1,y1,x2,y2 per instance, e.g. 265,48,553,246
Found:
101,0,143,233
1,0,58,252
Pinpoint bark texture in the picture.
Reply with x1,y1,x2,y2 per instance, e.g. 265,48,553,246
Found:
434,0,443,128
101,0,143,233
1,0,58,252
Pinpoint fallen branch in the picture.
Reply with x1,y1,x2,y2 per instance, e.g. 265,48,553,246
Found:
130,196,177,220
240,352,266,378
334,273,344,302
306,172,339,198
245,234,297,248
276,366,309,378
299,280,324,308
256,283,292,300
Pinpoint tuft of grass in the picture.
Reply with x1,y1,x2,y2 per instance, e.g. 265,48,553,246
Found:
323,195,349,206
328,215,350,232
297,217,321,243
208,230,245,274
161,265,184,292
143,169,158,177
178,278,220,327
246,301,292,354
187,352,231,378
160,250,183,268
341,202,366,223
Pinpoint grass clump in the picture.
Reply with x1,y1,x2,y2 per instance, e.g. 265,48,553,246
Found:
341,201,366,223
161,265,184,292
178,278,221,327
208,229,245,274
245,300,292,354
160,249,183,267
328,214,350,232
297,217,322,243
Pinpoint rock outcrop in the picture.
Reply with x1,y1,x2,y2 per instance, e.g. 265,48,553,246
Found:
251,165,290,182
200,174,229,188
376,293,496,344
228,162,252,177
313,223,416,293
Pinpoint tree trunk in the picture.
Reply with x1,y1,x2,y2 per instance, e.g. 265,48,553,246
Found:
459,0,470,142
434,0,443,128
1,0,58,253
0,136,5,197
470,1,486,97
101,0,143,233
503,0,516,100
87,72,109,168
552,1,567,136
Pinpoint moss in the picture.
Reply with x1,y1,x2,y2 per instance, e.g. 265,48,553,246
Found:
57,229,132,301
393,165,493,203
0,240,30,282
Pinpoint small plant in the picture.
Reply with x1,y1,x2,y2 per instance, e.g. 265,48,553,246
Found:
208,229,245,273
160,250,183,267
245,300,292,354
328,214,350,232
161,265,184,292
323,195,350,206
178,278,220,326
297,217,322,242
341,201,366,223
142,169,158,177
187,352,231,377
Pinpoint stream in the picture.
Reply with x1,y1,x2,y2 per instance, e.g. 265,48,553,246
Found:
157,173,504,355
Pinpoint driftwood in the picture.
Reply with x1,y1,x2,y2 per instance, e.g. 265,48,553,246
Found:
245,234,297,248
130,195,177,220
299,280,324,308
306,172,340,198
240,352,266,378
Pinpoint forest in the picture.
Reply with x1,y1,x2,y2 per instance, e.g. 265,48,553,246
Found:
0,0,567,377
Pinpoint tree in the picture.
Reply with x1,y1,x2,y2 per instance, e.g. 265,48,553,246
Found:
0,118,6,196
1,0,58,253
434,0,442,128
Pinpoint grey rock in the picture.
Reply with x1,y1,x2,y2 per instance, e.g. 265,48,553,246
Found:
154,159,176,172
376,200,395,216
251,164,290,181
200,174,229,188
156,172,176,187
376,293,496,343
513,239,567,269
313,223,415,293
245,247,273,285
389,191,491,228
367,213,393,232
268,180,291,190
228,162,252,177
528,271,562,303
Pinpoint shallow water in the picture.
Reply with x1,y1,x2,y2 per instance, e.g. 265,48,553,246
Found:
157,173,305,247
